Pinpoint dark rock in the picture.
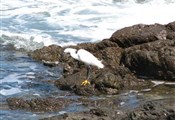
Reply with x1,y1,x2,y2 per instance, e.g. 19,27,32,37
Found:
93,72,123,94
40,99,175,120
95,39,119,50
122,40,175,80
40,96,122,120
78,97,121,109
166,21,175,31
28,45,63,63
72,39,118,53
55,66,153,96
6,97,72,112
122,101,175,120
143,84,175,96
41,109,112,120
55,68,100,96
59,40,120,76
110,23,167,48
100,47,123,68
89,108,107,116
166,21,175,40
91,67,143,94
28,38,119,74
28,21,175,97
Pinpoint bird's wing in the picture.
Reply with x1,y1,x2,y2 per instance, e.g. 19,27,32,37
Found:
77,49,101,66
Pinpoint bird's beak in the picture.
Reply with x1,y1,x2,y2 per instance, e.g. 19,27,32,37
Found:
62,50,70,58
61,50,65,57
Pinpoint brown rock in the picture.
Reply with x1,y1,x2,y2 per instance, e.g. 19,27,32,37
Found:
40,99,175,120
7,97,72,112
166,21,175,31
100,47,123,68
122,40,175,80
143,84,175,96
55,66,153,96
166,21,175,40
110,23,167,48
28,45,63,62
122,101,175,120
41,108,113,120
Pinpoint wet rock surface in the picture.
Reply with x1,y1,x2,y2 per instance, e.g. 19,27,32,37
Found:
122,100,175,120
143,83,175,97
6,21,175,119
6,97,72,112
40,99,175,120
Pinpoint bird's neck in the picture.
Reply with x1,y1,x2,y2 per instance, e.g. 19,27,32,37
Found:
70,51,79,60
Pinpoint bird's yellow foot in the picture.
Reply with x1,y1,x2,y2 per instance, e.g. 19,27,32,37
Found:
81,80,90,86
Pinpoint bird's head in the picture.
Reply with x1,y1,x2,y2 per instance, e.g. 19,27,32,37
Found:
64,48,79,60
64,48,77,54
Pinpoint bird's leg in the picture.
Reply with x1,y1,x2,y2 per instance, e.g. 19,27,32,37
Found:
87,65,91,80
81,66,91,86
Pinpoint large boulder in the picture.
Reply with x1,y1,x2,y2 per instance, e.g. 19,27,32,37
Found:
122,40,175,80
110,23,167,48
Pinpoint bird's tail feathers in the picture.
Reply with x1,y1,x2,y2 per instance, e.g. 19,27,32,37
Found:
96,61,104,69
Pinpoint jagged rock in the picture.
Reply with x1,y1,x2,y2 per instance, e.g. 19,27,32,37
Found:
55,66,153,96
72,39,118,53
122,40,175,80
23,21,175,120
122,101,175,120
166,21,175,31
28,45,63,62
110,23,167,48
100,47,123,68
28,21,175,96
165,21,175,40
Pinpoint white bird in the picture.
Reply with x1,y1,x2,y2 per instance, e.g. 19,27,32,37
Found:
64,48,104,86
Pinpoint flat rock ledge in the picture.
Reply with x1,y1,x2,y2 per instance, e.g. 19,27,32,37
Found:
6,97,72,112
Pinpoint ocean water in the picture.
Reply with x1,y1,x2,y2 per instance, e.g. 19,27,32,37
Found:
0,0,175,119
1,0,175,50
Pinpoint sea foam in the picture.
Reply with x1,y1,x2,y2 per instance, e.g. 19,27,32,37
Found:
1,0,175,51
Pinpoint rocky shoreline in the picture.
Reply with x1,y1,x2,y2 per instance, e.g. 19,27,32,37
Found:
6,21,175,119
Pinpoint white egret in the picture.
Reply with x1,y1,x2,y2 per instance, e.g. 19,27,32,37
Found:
64,48,104,86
